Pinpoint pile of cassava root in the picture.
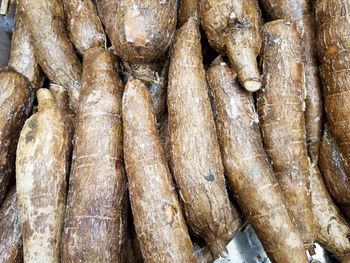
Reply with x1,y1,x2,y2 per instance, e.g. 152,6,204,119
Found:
1,0,350,262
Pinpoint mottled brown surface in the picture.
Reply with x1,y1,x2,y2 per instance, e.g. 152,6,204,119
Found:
8,8,43,90
257,20,314,249
62,0,106,56
319,125,350,207
168,18,241,257
123,79,196,263
192,241,213,263
17,0,82,113
61,48,126,263
123,57,169,119
200,0,262,91
259,0,323,164
97,0,177,63
316,0,350,174
207,60,308,263
178,0,199,27
50,84,75,146
0,188,22,263
310,166,350,262
0,68,33,205
16,88,68,263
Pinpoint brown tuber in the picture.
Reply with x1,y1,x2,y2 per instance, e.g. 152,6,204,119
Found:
97,0,177,63
0,68,33,204
123,78,196,263
207,59,308,263
17,0,82,113
168,18,241,257
16,88,69,262
257,20,314,250
200,0,263,92
61,47,127,262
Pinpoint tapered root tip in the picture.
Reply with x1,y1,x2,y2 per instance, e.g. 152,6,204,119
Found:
243,80,261,92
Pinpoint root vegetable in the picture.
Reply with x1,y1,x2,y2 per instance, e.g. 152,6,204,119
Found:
200,0,263,92
0,68,33,204
319,125,350,210
61,47,126,262
207,59,308,263
62,0,106,55
8,8,43,90
259,0,323,163
123,78,196,263
168,18,241,257
257,20,314,250
178,0,199,27
17,0,82,112
310,166,350,262
0,188,22,263
97,0,177,63
50,84,75,145
123,57,169,120
316,0,350,171
16,88,69,263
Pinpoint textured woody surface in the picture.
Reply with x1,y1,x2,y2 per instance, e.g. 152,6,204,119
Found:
61,48,127,262
8,8,43,90
0,68,33,204
257,20,314,249
17,0,82,112
316,0,350,173
97,0,177,63
16,88,68,263
123,79,196,263
0,188,22,263
310,166,350,262
62,0,106,55
260,0,323,163
178,0,199,27
200,0,263,91
207,60,308,263
168,18,241,257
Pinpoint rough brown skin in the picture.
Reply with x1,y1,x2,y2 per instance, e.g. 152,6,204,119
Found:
97,0,177,63
259,0,323,164
178,0,199,27
62,0,106,56
61,47,126,262
123,79,196,263
207,60,308,263
123,57,169,120
0,68,33,205
16,88,68,263
310,166,350,262
168,18,241,257
0,188,22,263
257,20,314,250
8,8,43,90
319,125,350,209
200,0,263,92
17,0,82,113
50,84,75,145
316,0,350,172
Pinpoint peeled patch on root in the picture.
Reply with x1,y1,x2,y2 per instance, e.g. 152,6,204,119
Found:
124,7,148,47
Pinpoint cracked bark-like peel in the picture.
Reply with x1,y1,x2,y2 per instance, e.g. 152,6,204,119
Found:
123,78,196,263
16,88,69,263
61,47,127,262
97,0,177,63
0,68,33,205
207,60,308,263
257,20,314,250
168,18,241,257
17,0,82,113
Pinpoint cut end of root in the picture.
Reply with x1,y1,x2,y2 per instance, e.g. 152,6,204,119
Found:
243,80,261,92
